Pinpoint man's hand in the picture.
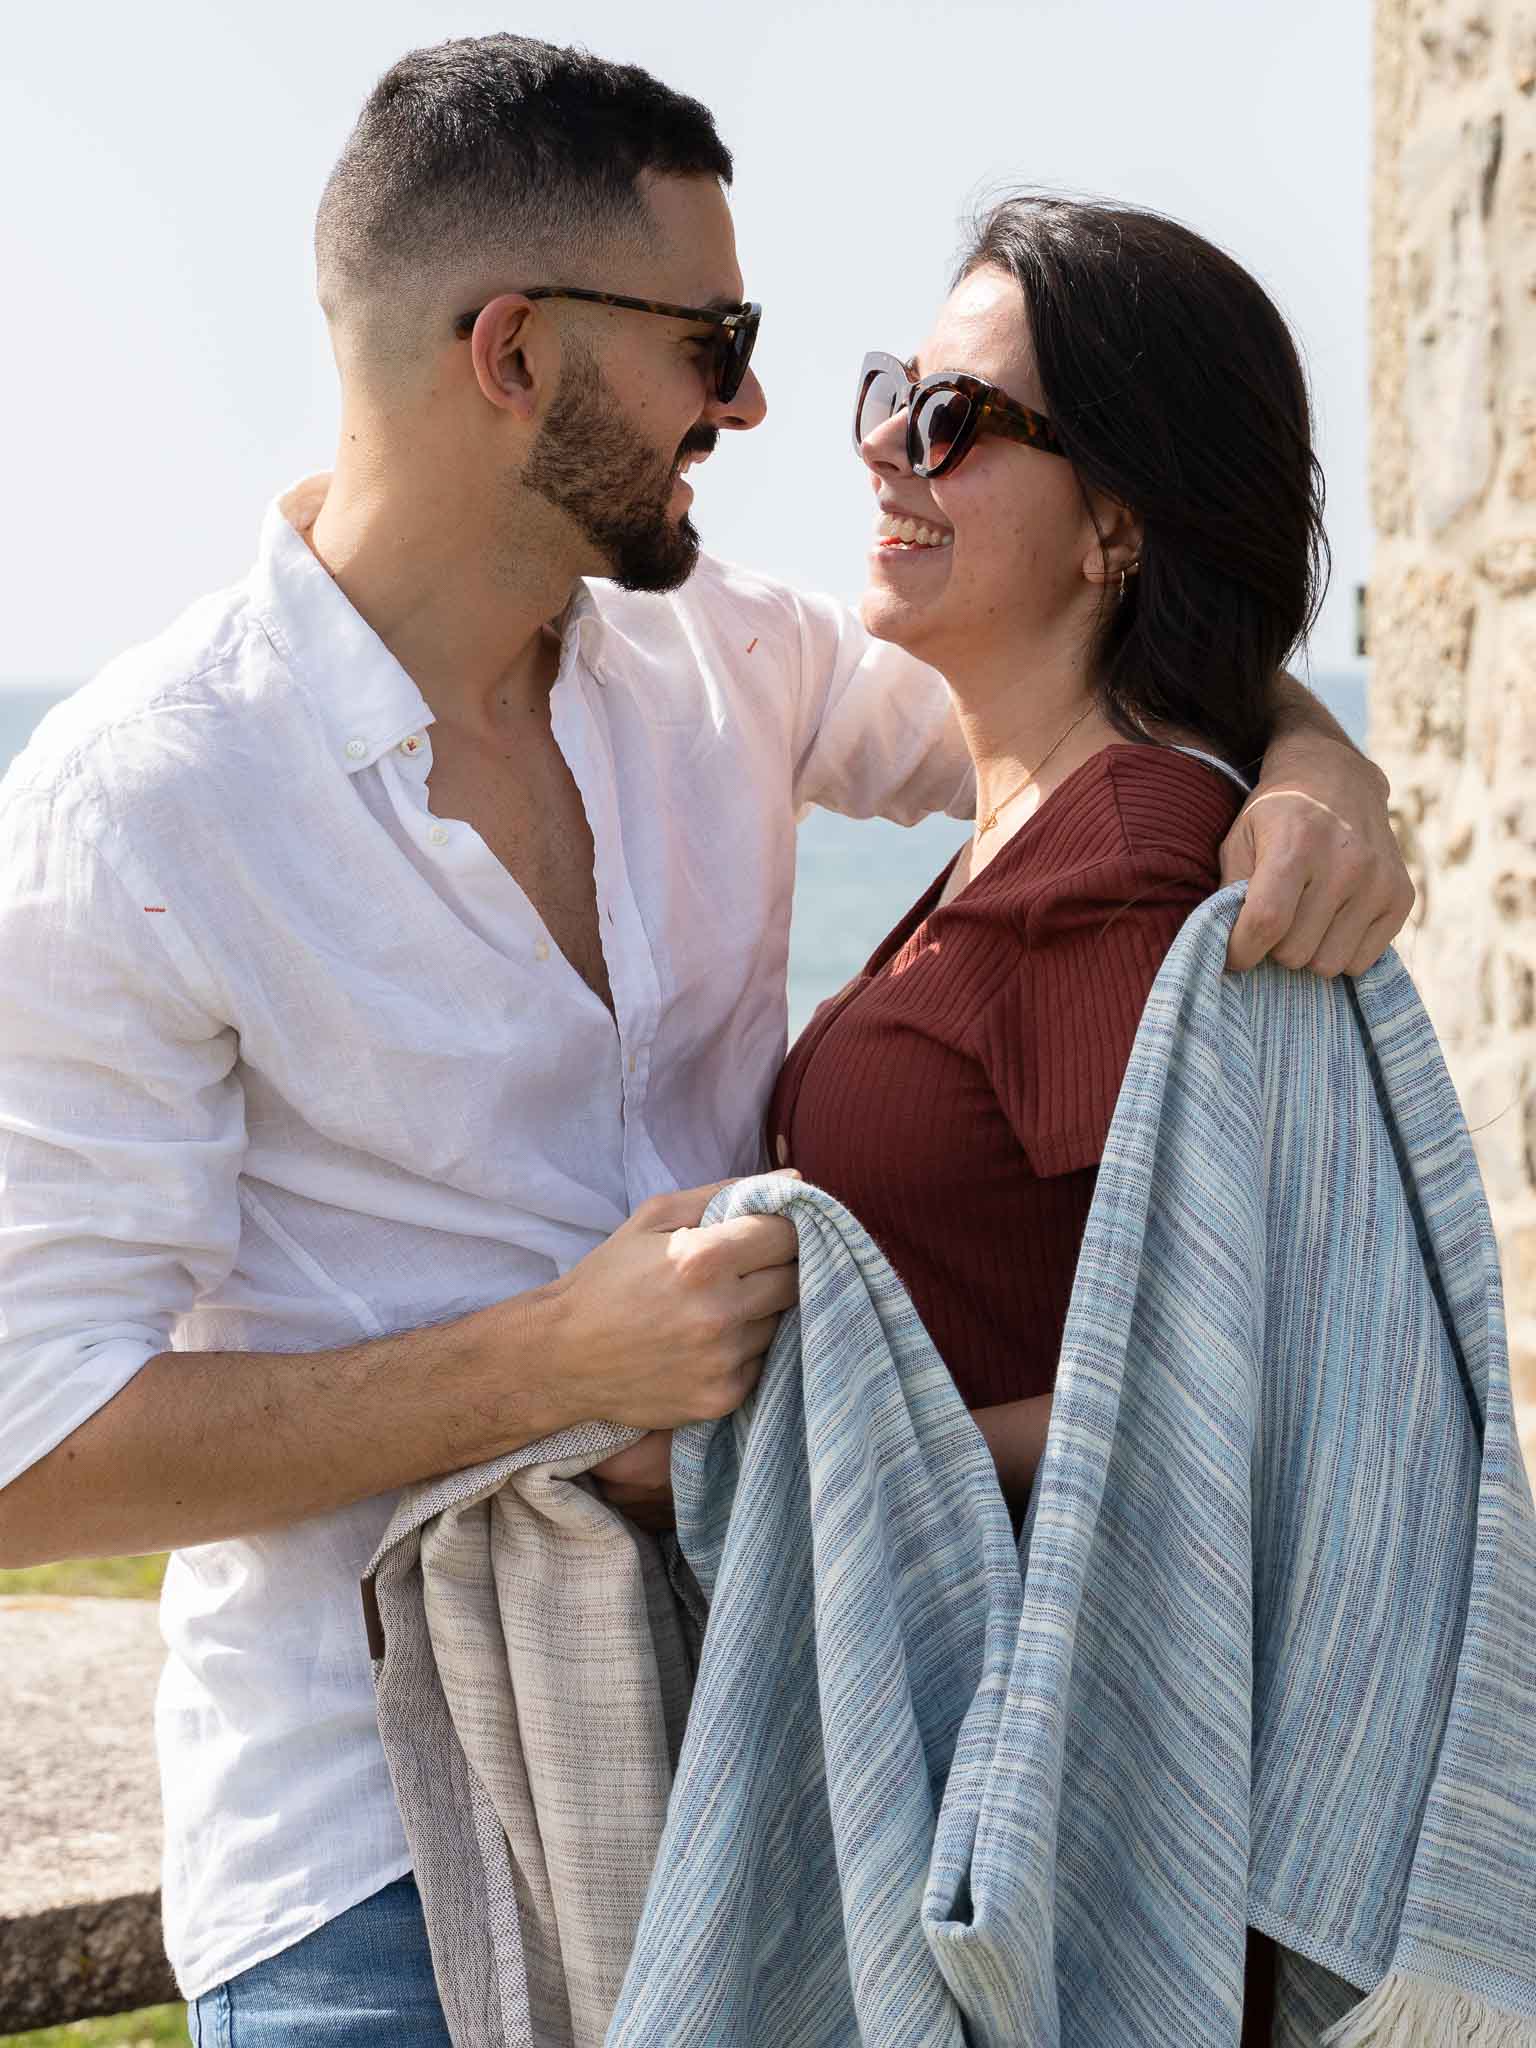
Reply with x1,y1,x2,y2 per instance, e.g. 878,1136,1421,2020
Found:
589,1430,676,1532
1221,693,1415,977
0,1184,797,1570
552,1185,798,1431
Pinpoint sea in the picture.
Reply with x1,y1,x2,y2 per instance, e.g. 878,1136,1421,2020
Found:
0,671,1368,1038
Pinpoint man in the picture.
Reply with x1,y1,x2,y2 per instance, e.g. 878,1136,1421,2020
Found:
0,34,1411,2042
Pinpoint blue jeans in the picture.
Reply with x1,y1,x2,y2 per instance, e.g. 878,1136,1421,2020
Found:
188,1875,452,2046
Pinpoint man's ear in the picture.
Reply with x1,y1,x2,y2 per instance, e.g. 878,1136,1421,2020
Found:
466,295,541,419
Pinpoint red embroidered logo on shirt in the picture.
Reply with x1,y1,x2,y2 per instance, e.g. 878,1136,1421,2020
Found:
143,906,166,914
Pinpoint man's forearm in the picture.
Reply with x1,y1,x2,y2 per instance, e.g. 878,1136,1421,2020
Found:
1268,671,1386,785
0,1285,572,1569
0,1182,803,1570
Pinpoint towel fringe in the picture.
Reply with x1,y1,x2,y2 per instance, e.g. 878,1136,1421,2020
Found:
1319,1970,1536,2047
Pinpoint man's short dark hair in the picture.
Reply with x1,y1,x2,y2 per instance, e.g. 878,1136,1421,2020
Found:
315,34,733,327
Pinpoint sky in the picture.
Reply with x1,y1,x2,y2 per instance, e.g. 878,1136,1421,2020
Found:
2,0,1371,684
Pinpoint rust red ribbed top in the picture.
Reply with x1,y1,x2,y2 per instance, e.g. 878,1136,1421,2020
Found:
767,743,1244,1410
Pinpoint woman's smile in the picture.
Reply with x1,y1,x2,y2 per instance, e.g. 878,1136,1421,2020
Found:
870,506,954,567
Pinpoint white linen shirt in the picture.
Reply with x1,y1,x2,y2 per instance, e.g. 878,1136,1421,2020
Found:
0,478,970,1998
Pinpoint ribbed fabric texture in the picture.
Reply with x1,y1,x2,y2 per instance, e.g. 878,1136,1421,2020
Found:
768,743,1242,1409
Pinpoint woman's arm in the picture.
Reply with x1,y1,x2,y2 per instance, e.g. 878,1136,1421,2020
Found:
970,1393,1054,1518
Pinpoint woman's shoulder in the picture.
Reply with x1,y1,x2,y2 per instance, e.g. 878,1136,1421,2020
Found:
1024,743,1245,888
1106,742,1246,850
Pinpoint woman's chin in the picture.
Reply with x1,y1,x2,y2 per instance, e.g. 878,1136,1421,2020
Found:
859,584,937,656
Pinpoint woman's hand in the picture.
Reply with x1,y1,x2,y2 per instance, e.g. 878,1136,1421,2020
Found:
589,1429,676,1533
1222,682,1415,977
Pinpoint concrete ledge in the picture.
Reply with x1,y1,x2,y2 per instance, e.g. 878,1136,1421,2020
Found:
0,1892,177,2032
0,1595,176,2030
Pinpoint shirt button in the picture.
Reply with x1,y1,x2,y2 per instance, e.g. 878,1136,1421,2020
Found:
345,738,368,760
429,825,449,846
775,1135,791,1166
398,733,425,756
534,937,551,962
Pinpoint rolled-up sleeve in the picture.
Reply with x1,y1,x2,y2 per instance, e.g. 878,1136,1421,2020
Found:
788,589,975,824
0,785,245,1488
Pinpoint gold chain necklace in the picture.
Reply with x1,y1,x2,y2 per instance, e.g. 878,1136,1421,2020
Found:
975,703,1097,836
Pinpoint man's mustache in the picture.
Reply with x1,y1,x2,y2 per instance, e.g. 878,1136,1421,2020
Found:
677,427,719,466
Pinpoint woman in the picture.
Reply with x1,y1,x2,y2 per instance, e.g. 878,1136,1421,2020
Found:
768,193,1323,1531
761,194,1323,2040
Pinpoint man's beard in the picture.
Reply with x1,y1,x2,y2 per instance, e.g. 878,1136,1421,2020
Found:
523,342,715,594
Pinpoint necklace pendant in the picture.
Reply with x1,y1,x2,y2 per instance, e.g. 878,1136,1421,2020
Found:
977,811,997,835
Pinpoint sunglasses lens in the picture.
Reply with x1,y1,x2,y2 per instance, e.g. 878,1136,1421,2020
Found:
911,388,973,475
855,366,906,448
717,308,760,403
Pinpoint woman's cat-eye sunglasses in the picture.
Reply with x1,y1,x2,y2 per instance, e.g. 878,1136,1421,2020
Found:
853,350,1066,478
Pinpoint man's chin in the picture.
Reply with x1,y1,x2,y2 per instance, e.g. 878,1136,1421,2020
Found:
606,517,701,595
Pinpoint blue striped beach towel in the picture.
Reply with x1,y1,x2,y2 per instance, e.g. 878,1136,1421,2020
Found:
607,885,1536,2047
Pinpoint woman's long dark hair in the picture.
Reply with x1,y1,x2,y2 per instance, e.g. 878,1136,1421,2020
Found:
955,195,1329,771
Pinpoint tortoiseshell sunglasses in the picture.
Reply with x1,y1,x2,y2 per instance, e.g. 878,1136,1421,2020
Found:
853,350,1066,477
454,288,762,404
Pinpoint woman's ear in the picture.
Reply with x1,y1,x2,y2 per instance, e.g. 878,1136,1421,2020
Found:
1080,496,1144,588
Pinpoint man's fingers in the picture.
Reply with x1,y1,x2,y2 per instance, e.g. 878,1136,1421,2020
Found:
1306,901,1378,981
738,1263,800,1322
1267,878,1344,972
1345,910,1404,979
1230,883,1403,979
636,1182,732,1233
695,1212,799,1275
726,1317,782,1372
1217,809,1257,887
1225,863,1307,971
637,1191,802,1266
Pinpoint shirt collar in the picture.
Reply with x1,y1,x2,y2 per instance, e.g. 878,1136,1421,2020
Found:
557,578,605,675
251,478,612,758
251,477,435,774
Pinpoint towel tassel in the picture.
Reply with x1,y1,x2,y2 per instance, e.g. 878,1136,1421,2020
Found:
1320,1969,1536,2047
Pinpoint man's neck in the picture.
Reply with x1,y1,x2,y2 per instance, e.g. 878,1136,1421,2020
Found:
306,455,579,733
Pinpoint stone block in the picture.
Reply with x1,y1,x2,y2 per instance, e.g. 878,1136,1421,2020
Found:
1370,562,1476,755
1508,1222,1536,1298
1478,535,1536,590
1373,0,1415,534
1517,9,1536,94
1375,0,1536,1480
0,1596,176,2031
1474,647,1536,776
1460,1060,1534,1209
1505,392,1536,498
1411,1,1495,85
1513,144,1536,230
1402,117,1500,534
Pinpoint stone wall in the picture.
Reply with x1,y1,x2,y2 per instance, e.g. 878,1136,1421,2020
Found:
1373,0,1536,1473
